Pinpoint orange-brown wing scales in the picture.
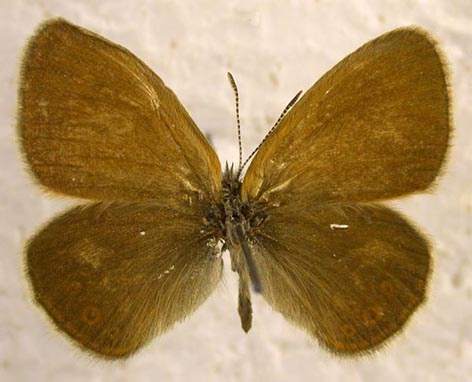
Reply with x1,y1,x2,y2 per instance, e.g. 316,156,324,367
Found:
253,204,430,354
26,202,223,358
19,19,221,204
242,28,449,205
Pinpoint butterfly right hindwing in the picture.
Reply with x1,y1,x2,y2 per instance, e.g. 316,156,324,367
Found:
251,203,430,354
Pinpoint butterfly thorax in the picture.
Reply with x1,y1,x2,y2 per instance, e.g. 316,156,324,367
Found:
221,164,245,233
219,163,266,254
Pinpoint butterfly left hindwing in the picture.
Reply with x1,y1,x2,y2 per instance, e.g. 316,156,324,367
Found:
27,203,223,358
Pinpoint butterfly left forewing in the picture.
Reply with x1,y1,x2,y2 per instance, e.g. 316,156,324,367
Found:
19,18,221,204
252,203,430,354
26,202,223,358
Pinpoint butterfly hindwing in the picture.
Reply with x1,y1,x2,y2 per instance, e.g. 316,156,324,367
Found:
252,203,430,354
26,202,223,358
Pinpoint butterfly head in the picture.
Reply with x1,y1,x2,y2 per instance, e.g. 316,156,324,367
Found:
222,162,242,202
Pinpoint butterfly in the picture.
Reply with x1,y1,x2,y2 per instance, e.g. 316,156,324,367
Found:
18,18,450,359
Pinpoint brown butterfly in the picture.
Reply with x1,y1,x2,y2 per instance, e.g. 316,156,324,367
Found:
18,18,450,359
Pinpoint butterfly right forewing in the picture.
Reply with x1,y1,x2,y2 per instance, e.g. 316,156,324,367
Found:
242,27,450,205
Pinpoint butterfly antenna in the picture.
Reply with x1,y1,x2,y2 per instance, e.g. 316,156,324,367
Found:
240,89,303,173
227,72,244,178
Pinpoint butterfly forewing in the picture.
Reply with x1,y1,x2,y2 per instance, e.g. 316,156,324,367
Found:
18,18,221,205
252,204,430,354
242,28,449,205
26,202,223,358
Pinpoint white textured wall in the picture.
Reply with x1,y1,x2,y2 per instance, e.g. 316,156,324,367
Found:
1,1,471,381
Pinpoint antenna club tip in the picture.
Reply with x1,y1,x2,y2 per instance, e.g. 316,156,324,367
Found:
227,72,237,88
